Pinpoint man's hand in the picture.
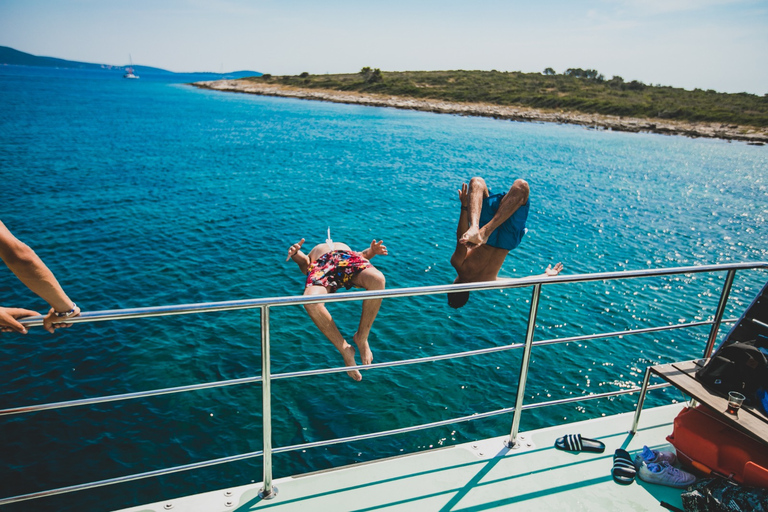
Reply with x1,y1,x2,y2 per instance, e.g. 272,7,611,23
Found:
0,307,41,334
286,238,305,261
43,304,81,334
545,262,564,277
459,228,486,248
458,183,468,208
368,240,388,256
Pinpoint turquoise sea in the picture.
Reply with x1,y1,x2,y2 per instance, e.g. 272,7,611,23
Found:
1,65,766,511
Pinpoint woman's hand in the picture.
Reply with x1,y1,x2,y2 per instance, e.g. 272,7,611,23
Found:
286,238,305,261
368,240,388,256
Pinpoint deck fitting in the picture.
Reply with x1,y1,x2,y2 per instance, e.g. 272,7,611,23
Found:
258,485,279,500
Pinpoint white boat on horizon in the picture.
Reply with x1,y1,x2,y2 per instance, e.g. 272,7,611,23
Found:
124,54,139,79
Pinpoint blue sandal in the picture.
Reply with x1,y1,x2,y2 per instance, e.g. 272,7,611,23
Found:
612,449,637,485
555,434,606,453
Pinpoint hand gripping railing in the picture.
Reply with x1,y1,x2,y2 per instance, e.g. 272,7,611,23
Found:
1,261,766,506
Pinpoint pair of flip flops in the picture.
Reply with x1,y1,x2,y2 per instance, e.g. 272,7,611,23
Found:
555,436,636,485
554,433,606,453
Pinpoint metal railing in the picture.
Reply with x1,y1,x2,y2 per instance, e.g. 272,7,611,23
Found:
1,261,766,506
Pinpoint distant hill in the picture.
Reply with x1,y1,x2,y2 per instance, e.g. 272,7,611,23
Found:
260,69,768,128
0,46,261,78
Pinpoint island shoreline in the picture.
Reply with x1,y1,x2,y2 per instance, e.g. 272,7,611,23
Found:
192,80,767,144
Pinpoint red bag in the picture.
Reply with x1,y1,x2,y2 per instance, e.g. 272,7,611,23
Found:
666,406,768,488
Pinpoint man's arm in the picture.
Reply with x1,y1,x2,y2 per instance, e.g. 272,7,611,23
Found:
497,263,564,283
526,262,564,279
0,221,80,333
361,240,388,260
286,238,311,274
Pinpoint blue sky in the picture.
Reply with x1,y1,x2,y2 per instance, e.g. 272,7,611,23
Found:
1,0,766,94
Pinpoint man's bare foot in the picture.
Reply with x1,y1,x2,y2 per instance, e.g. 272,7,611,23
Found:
459,226,487,248
353,332,374,366
339,343,362,381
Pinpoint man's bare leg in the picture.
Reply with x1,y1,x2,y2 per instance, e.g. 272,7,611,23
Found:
351,267,386,366
460,177,529,247
303,285,362,381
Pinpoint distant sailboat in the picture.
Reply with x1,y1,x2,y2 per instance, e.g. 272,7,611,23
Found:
124,54,139,79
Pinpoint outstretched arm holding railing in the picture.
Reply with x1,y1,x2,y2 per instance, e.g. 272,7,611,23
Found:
0,220,80,334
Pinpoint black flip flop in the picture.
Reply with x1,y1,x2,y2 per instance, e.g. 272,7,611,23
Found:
554,433,606,453
612,449,637,485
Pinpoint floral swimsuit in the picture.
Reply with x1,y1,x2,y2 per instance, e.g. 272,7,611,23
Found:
305,250,371,293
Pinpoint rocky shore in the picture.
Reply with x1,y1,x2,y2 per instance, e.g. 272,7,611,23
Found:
193,80,768,145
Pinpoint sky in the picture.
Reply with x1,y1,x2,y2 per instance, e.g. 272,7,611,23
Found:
1,0,766,94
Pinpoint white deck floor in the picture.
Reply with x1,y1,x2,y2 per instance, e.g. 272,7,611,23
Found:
119,403,690,512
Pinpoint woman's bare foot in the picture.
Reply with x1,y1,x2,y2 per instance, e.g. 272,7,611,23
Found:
353,332,374,366
339,343,362,381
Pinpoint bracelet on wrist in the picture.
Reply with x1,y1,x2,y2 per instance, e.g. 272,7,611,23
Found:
53,303,77,318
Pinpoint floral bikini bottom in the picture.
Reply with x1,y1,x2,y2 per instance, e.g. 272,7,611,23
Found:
305,250,371,293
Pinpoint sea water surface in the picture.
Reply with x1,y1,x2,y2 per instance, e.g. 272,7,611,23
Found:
0,65,766,511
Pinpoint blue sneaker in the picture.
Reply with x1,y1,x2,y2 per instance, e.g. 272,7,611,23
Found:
636,445,677,466
638,461,696,488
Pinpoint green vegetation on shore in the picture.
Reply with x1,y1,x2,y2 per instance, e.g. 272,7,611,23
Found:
246,69,768,128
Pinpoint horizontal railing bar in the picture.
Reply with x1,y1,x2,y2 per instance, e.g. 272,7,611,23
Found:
275,405,519,455
751,317,768,332
274,383,674,454
0,375,263,417
1,317,733,418
261,318,734,382
0,343,526,417
18,262,768,328
0,448,266,506
519,383,672,410
270,342,523,380
0,380,676,506
528,318,733,348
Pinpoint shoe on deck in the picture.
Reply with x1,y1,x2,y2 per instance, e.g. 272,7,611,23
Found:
612,449,637,485
554,434,606,453
634,445,677,466
638,461,696,488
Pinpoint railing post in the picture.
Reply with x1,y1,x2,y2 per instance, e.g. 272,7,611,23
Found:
703,269,736,359
507,283,542,448
630,366,653,434
258,306,278,499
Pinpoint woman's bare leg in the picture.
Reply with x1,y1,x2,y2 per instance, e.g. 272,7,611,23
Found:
303,285,361,381
351,267,386,366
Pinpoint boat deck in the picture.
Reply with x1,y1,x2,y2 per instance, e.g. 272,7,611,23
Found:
120,403,690,512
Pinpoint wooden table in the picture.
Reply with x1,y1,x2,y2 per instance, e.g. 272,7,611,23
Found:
635,359,768,446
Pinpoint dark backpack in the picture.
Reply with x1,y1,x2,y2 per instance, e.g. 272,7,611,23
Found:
682,477,768,512
696,340,768,404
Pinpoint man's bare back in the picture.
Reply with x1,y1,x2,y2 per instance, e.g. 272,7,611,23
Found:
451,244,510,283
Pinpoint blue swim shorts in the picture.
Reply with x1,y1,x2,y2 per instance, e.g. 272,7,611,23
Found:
479,193,529,251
